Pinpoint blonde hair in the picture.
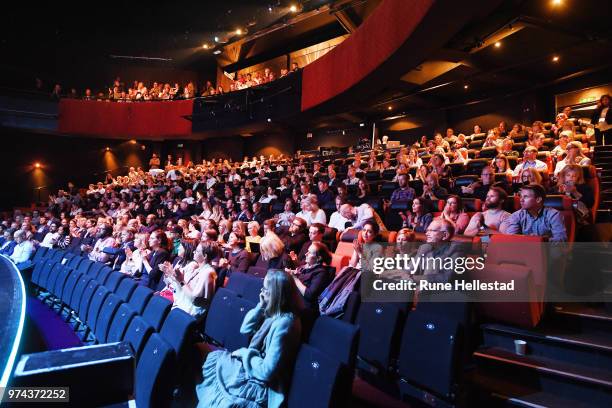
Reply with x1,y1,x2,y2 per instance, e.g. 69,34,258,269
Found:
264,269,303,317
260,232,285,260
556,164,585,187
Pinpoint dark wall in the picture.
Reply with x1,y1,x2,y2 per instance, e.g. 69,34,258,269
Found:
446,92,548,134
0,129,152,210
201,133,295,161
295,127,370,151
378,67,612,144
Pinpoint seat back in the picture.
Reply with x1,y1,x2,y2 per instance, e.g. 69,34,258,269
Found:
78,280,100,317
87,262,106,279
356,302,404,371
31,259,54,287
107,303,136,343
115,278,137,302
123,316,154,361
142,296,172,331
204,288,233,346
61,269,82,306
69,274,92,311
32,246,49,263
52,265,74,300
397,311,460,399
471,263,542,327
86,286,110,330
225,272,249,295
103,271,126,292
135,334,176,408
77,259,94,275
225,296,257,352
287,344,344,408
95,294,122,343
40,261,63,291
96,265,113,285
128,286,154,315
465,158,490,175
309,316,359,370
67,255,83,269
160,309,197,376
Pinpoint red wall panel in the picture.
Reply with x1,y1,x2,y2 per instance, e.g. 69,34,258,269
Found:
301,0,434,112
58,99,193,139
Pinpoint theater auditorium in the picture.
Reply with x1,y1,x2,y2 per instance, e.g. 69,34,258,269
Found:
1,0,611,407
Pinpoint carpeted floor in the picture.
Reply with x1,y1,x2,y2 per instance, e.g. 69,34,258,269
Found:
26,296,82,350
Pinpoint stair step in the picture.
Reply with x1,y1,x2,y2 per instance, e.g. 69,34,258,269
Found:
555,303,612,322
481,323,612,370
475,347,612,388
467,367,605,408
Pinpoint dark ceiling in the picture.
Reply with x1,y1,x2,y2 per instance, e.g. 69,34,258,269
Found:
344,0,612,123
0,0,353,87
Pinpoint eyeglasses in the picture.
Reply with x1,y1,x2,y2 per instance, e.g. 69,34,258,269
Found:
426,229,447,233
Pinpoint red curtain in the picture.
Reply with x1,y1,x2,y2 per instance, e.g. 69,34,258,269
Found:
301,0,434,112
58,99,193,138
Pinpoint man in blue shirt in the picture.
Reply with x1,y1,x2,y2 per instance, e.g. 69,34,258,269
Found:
501,184,567,242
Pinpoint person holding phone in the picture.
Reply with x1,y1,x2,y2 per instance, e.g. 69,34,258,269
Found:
196,269,302,408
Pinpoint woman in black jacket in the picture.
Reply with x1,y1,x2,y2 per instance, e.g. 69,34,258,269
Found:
289,242,334,309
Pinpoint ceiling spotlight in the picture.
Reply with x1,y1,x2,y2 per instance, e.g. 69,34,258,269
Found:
105,147,110,152
464,84,469,89
494,41,501,48
34,162,41,168
342,130,346,135
213,50,222,55
202,44,209,49
551,0,563,6
289,5,298,12
359,123,365,127
552,55,560,62
387,106,393,111
235,28,242,35
268,6,273,12
214,36,219,42
267,118,272,122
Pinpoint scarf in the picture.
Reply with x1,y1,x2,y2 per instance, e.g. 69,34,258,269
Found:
249,316,275,352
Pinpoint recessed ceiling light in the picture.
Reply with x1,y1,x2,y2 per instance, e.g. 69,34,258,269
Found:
34,162,41,168
552,0,563,6
387,106,392,111
235,28,242,35
290,5,298,12
552,55,560,62
214,36,219,42
494,41,501,48
202,44,209,49
464,84,469,89
359,123,365,127
267,118,272,122
213,50,221,55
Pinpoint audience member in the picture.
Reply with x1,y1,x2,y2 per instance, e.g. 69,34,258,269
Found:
501,184,567,242
196,269,302,408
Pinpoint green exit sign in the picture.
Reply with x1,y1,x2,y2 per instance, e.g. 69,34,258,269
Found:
579,96,597,104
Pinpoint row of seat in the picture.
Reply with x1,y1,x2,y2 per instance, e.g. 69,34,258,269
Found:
28,247,195,408
27,248,368,407
206,268,469,407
